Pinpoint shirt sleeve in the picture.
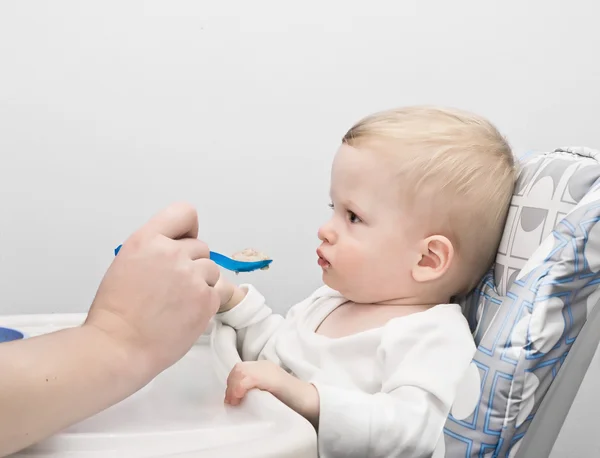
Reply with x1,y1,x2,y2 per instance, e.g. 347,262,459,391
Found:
214,284,307,363
311,305,476,458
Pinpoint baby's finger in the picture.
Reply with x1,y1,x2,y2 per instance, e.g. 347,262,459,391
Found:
225,377,240,404
225,379,242,404
227,377,250,405
224,384,231,404
224,378,236,404
232,376,254,403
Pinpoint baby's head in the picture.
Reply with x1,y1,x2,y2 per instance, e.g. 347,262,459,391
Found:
317,106,516,305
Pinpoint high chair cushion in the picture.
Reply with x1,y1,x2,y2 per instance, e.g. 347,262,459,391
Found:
443,147,600,458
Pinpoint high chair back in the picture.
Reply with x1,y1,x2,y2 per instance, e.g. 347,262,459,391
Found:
443,147,600,458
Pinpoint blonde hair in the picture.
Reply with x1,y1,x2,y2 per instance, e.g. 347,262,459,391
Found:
343,106,517,294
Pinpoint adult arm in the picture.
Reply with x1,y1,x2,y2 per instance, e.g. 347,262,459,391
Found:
0,202,220,456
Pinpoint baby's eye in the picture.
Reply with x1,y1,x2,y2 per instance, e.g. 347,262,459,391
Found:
328,202,334,209
348,211,362,224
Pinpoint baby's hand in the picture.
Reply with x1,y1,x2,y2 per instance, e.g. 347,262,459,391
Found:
224,361,288,406
225,361,321,427
213,275,236,313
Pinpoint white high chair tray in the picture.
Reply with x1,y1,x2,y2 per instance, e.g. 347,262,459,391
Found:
0,314,317,458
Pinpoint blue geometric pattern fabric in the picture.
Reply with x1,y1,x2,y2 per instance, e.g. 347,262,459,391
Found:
442,147,600,457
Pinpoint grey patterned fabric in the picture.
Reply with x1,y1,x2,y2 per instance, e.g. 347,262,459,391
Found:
443,147,600,457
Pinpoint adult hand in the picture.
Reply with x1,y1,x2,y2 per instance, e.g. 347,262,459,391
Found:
85,201,221,379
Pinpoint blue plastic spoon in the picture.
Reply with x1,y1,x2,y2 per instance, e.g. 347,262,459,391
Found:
114,244,272,273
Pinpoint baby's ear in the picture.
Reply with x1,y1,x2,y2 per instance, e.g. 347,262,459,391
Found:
412,235,454,283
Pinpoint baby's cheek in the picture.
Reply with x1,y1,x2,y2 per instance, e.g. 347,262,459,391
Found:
367,252,406,283
341,247,370,272
350,254,384,287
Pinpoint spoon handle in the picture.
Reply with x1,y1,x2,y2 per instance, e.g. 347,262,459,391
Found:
113,245,272,273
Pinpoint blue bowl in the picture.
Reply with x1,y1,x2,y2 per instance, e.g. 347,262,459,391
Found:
0,327,24,343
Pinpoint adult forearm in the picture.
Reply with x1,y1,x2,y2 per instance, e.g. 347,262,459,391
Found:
0,325,147,457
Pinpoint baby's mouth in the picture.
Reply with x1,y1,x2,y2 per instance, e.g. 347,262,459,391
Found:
317,248,331,269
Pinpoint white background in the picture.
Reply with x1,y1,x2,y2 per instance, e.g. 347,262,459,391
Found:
0,1,599,454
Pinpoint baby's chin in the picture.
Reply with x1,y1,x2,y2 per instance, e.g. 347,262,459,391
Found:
322,271,344,295
322,275,376,303
323,273,413,304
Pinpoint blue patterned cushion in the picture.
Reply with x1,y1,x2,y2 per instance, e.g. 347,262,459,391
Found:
443,147,600,457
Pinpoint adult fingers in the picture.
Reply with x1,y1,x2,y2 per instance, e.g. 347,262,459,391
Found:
142,202,199,240
174,237,210,261
194,258,220,288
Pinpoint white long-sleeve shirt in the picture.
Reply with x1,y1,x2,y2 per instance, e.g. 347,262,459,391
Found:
215,284,476,458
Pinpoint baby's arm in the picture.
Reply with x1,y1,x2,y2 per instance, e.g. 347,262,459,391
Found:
224,359,319,419
214,283,282,362
312,308,476,458
213,278,308,363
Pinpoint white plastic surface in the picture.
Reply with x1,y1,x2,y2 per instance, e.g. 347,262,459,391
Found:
0,314,317,458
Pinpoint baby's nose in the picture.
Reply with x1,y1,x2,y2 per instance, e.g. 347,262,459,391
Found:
318,221,337,244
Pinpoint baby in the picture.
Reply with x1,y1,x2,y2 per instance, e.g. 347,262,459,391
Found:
213,106,517,458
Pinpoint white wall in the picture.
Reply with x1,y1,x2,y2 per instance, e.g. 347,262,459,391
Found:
551,344,600,457
1,0,599,318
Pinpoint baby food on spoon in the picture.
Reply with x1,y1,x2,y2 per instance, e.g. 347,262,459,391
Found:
231,248,271,270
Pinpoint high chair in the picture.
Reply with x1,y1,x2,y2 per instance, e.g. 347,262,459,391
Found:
444,147,600,458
